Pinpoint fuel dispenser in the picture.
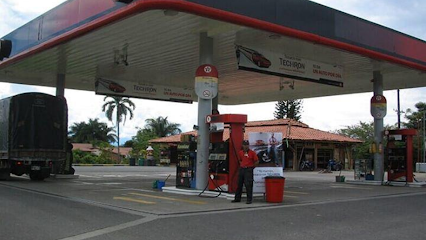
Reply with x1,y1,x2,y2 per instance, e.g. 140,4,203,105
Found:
176,135,197,188
206,114,247,193
385,129,416,182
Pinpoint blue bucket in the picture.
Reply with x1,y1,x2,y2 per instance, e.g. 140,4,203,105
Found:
157,181,165,190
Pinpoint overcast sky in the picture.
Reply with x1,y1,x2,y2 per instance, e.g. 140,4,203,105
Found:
0,0,425,143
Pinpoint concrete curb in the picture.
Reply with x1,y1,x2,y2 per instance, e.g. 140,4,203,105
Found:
73,164,129,167
347,179,426,188
346,180,383,186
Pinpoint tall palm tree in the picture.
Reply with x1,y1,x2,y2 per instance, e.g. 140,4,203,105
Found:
102,96,136,161
144,116,181,137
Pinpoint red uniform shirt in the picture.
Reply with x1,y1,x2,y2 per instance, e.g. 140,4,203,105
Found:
238,149,259,168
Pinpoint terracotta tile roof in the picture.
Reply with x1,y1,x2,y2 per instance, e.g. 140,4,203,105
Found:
111,147,132,156
150,119,362,144
72,143,98,153
72,143,133,156
246,118,309,128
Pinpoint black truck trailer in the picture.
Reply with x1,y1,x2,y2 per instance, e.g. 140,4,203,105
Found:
0,93,68,180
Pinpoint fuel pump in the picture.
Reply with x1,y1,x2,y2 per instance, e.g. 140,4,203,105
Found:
176,135,197,188
206,114,247,193
385,129,416,183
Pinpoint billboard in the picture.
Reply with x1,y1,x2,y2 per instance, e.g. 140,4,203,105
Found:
236,45,344,87
248,132,283,167
249,132,284,193
95,78,194,103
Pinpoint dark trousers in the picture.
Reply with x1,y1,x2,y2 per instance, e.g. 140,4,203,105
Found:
234,167,254,202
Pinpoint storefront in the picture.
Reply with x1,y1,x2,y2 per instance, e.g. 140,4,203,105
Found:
150,118,361,170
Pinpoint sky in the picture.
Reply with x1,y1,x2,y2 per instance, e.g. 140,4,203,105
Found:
0,0,425,143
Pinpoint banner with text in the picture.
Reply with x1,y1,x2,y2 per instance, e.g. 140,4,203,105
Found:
253,167,284,193
236,45,344,87
95,78,194,103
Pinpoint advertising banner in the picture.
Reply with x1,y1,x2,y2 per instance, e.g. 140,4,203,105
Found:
236,45,344,87
253,167,284,193
248,132,283,167
249,132,284,193
95,78,194,103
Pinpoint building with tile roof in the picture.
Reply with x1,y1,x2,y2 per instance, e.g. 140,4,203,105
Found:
72,143,132,163
150,119,362,170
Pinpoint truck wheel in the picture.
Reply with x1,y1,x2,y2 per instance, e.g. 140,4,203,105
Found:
29,172,45,181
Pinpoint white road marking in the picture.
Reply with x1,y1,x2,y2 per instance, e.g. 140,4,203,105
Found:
58,217,158,240
330,185,372,190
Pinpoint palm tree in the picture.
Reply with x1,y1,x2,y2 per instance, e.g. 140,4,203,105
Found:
102,96,136,162
144,116,181,137
69,118,116,143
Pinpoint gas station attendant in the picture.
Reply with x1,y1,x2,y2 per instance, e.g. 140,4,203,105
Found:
232,140,259,204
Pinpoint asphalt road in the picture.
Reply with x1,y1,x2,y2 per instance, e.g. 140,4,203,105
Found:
0,184,141,240
91,193,426,240
1,166,426,240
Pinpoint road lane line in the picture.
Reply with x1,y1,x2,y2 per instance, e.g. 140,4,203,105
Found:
285,191,309,195
284,195,299,198
113,197,156,204
59,216,158,240
330,185,372,190
129,193,207,205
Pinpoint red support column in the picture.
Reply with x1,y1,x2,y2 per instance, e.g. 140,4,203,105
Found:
228,122,244,193
406,135,414,182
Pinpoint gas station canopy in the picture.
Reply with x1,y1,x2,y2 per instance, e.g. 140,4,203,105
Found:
1,0,426,104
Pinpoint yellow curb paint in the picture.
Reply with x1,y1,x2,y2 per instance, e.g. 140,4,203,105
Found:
113,197,156,204
285,191,309,195
129,193,206,205
283,195,299,198
330,185,372,190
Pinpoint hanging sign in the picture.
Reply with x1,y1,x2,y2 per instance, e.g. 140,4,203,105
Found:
194,64,218,100
370,95,387,119
95,78,194,103
236,45,344,87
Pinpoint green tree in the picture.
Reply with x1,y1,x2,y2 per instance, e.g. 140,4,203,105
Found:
131,128,158,158
144,116,181,137
102,96,136,162
403,102,426,162
123,140,134,148
403,102,426,129
336,121,374,160
69,118,116,144
274,100,303,121
336,121,393,160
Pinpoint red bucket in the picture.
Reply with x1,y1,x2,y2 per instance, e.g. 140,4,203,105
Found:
265,176,285,203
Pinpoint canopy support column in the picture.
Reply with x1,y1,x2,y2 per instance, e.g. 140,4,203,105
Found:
56,74,65,96
373,71,384,182
195,33,213,190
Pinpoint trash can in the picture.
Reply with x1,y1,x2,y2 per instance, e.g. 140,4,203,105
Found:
265,176,285,203
138,158,144,166
129,158,136,166
157,180,165,190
